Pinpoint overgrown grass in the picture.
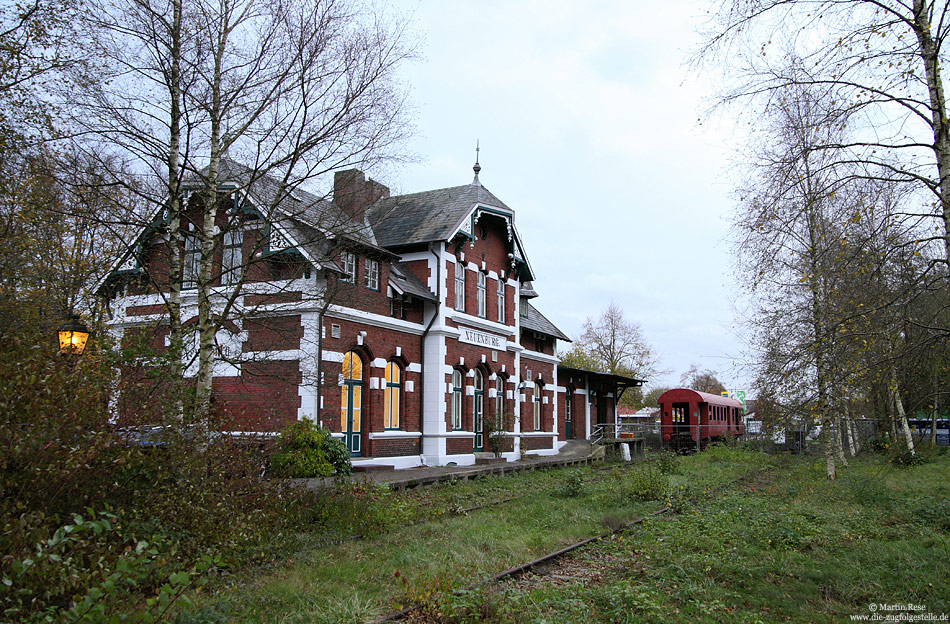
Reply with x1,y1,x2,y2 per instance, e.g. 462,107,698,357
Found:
188,446,781,622
430,450,950,624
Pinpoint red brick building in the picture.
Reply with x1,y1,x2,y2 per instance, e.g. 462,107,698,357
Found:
99,159,641,468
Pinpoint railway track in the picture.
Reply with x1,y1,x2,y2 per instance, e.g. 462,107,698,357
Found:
369,464,772,623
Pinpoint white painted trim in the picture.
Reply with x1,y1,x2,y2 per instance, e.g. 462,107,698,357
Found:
433,431,476,439
351,456,423,470
325,305,426,334
322,350,344,363
368,431,422,439
520,351,560,364
448,313,516,336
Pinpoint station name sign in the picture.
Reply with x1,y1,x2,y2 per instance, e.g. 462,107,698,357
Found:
458,326,507,350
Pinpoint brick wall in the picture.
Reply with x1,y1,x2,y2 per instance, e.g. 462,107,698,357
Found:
443,339,516,434
243,315,303,352
320,317,423,445
371,437,421,457
215,360,302,431
446,437,473,455
522,435,554,451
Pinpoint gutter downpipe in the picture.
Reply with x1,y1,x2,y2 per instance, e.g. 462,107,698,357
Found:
419,242,441,465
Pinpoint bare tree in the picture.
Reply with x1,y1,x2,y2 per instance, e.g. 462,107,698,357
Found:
568,302,662,381
72,0,413,424
696,0,950,276
680,364,727,395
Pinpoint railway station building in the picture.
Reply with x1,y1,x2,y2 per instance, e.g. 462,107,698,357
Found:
99,159,641,468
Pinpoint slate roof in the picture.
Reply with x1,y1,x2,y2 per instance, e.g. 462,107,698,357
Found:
366,181,512,248
209,158,381,249
522,301,571,342
389,262,437,302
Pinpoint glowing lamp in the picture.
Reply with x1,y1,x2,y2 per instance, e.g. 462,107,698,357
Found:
58,314,90,356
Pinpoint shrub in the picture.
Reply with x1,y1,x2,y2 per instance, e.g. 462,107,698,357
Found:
269,420,352,478
890,449,927,467
628,467,667,502
655,451,679,475
554,470,585,498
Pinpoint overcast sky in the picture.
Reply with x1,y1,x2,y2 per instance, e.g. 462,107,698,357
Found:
383,0,751,393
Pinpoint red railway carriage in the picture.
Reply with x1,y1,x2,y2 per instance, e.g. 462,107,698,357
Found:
658,389,745,450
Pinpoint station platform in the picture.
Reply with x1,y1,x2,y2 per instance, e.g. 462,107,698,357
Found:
296,442,600,491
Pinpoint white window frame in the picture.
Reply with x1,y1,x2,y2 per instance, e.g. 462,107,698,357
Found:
476,271,486,318
454,260,465,311
534,382,542,431
451,370,463,430
364,258,379,290
495,377,504,429
340,251,356,282
182,233,200,290
221,227,242,286
496,278,505,323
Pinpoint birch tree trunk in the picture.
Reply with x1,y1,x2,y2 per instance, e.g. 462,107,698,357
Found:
912,0,950,270
834,417,849,465
844,411,858,457
890,368,917,456
823,418,837,480
165,0,184,422
193,28,225,426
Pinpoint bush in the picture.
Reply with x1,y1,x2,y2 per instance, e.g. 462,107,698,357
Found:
0,313,331,621
553,470,585,498
269,420,351,478
890,449,927,467
655,451,679,475
628,467,667,502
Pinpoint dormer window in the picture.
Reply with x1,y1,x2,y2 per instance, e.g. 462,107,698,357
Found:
341,251,356,282
520,298,528,319
183,233,199,290
364,258,379,290
221,228,242,286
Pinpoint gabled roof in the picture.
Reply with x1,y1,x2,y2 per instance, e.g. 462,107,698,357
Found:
522,301,570,342
366,182,511,248
208,158,381,250
97,160,391,294
389,262,436,302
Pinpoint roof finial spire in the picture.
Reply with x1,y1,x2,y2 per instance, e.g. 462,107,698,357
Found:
472,139,481,185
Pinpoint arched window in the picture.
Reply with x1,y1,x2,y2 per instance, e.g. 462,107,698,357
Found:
451,369,463,430
384,362,401,430
341,351,363,456
534,381,543,430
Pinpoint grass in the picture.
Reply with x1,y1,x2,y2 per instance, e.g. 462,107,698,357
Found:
435,449,950,624
182,446,949,623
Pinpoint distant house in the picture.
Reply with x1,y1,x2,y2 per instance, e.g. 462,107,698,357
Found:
98,159,643,468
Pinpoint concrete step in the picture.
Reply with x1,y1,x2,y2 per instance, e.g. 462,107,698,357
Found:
557,439,595,458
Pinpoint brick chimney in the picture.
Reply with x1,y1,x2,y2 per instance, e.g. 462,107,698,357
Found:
334,169,390,223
